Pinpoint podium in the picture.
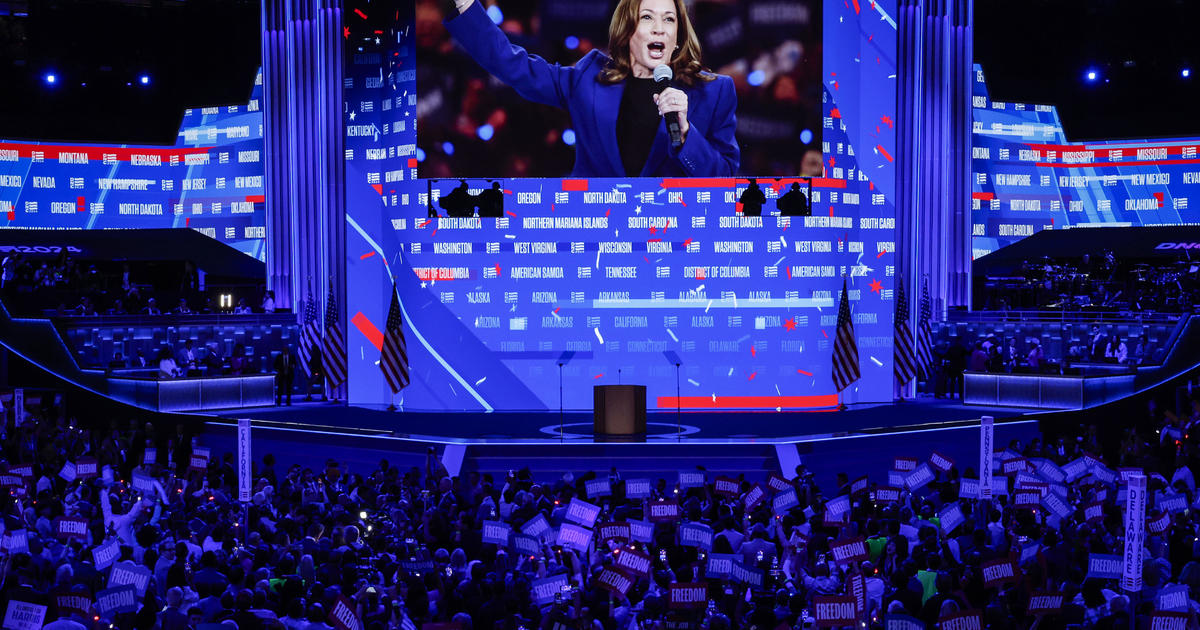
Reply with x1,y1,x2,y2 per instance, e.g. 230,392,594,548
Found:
593,385,646,442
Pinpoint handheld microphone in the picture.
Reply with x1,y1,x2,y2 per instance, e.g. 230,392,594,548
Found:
653,65,683,149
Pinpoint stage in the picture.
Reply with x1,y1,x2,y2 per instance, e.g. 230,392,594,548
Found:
212,397,1034,444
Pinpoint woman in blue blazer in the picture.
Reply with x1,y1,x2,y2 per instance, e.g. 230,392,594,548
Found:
443,0,740,178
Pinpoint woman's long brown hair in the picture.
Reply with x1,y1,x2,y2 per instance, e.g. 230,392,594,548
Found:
597,0,714,87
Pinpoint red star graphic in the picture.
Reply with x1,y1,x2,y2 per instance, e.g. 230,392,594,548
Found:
783,317,797,331
343,26,350,39
869,279,883,294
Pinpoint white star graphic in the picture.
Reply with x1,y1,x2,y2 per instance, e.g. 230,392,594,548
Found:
349,110,356,121
634,205,642,214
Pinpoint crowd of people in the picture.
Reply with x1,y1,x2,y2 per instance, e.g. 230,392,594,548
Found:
0,252,273,318
1,385,1198,630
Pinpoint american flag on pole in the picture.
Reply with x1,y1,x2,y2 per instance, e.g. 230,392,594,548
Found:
380,283,410,394
915,278,935,378
894,277,917,384
322,282,347,387
298,292,322,377
832,277,860,393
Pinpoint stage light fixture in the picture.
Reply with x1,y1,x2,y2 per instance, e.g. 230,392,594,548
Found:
800,129,814,144
442,141,455,156
486,5,503,24
139,74,151,85
416,148,427,162
1085,69,1098,82
564,36,580,50
43,72,57,85
747,70,766,86
477,124,495,141
1184,68,1192,78
562,129,577,146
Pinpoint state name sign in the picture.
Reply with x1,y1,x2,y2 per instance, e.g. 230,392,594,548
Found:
1087,554,1122,579
669,583,708,610
648,500,681,522
615,548,652,576
531,575,570,605
1027,593,1063,615
981,559,1019,588
979,416,994,499
939,611,982,630
598,522,632,543
565,498,601,528
237,419,252,503
625,478,652,499
813,596,858,627
556,523,593,552
714,477,739,497
829,537,869,565
679,522,714,550
481,520,511,546
1123,474,1147,593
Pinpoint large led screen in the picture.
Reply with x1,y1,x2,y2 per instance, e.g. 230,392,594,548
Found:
972,64,1200,259
0,71,266,260
416,0,823,179
343,0,897,412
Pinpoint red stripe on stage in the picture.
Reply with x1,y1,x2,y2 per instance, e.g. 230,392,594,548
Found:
245,195,266,203
360,251,376,259
971,192,994,200
659,177,848,189
561,179,589,191
351,311,384,351
656,395,839,409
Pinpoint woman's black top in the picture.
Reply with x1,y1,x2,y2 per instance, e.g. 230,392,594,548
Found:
617,77,662,177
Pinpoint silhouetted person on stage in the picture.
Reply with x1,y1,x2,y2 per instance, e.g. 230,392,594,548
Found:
777,182,811,216
274,346,297,406
477,182,504,218
440,180,477,218
739,179,766,217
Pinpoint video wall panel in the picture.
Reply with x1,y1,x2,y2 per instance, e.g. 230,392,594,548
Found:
972,64,1200,259
343,0,897,411
0,71,266,260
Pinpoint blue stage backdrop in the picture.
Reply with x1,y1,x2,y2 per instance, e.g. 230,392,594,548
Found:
343,0,897,411
972,64,1200,259
0,71,266,260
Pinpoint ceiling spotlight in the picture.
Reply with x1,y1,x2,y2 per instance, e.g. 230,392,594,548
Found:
1085,70,1098,83
44,72,57,85
139,74,151,85
1184,69,1192,79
